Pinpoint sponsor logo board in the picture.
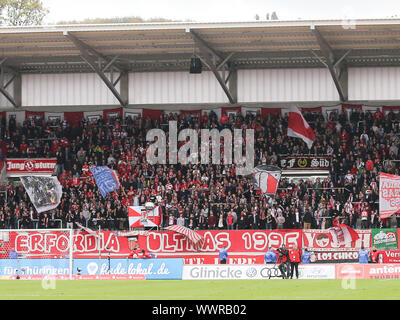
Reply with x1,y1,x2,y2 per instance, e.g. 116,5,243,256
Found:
182,264,335,280
0,258,183,280
336,264,400,279
372,229,398,248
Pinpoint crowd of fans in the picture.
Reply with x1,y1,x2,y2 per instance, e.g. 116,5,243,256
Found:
0,106,399,231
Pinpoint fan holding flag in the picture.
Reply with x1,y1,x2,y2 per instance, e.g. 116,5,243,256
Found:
329,217,360,246
287,106,316,150
90,165,121,198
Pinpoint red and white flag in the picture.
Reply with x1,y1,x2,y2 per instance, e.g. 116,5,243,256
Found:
166,225,205,251
287,106,315,149
128,206,162,228
252,165,282,196
329,224,359,246
75,222,101,238
379,172,400,219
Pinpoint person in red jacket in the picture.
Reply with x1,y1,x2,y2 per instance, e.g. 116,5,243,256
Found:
289,245,301,279
128,248,140,259
370,246,381,263
139,249,153,259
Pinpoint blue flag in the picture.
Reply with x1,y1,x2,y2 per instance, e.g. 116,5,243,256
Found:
90,166,120,198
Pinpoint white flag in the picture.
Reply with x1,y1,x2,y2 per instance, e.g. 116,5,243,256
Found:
379,172,400,219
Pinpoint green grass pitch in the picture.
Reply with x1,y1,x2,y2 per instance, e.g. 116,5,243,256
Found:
1,279,400,300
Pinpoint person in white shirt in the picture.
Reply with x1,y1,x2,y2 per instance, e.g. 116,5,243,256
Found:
276,212,285,229
321,218,327,230
177,214,185,227
133,195,140,207
344,171,354,184
344,200,353,214
200,206,209,218
361,209,369,229
168,213,175,226
360,131,369,144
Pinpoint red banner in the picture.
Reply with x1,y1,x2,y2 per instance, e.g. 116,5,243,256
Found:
2,229,397,266
0,231,131,259
381,250,400,263
6,158,57,176
136,230,302,264
261,108,281,118
141,230,302,253
142,109,163,121
64,112,83,128
302,229,371,251
1,230,302,261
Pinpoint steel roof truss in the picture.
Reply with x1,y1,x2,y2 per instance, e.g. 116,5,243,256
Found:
312,27,349,102
0,59,20,108
189,30,237,104
64,31,128,106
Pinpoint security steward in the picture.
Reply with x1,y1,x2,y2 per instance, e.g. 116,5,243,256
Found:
289,245,301,279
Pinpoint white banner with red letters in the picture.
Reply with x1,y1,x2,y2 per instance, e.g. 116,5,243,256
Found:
6,158,57,177
379,172,400,219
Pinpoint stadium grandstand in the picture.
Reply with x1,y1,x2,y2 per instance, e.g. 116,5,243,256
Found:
0,19,399,231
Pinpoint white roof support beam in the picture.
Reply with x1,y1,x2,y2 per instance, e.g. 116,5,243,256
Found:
0,58,20,108
64,31,128,107
311,26,349,102
189,29,237,104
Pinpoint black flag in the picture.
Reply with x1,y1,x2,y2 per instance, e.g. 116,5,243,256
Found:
20,176,63,213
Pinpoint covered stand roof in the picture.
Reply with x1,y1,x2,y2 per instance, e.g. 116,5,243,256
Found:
1,19,400,106
1,19,400,73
